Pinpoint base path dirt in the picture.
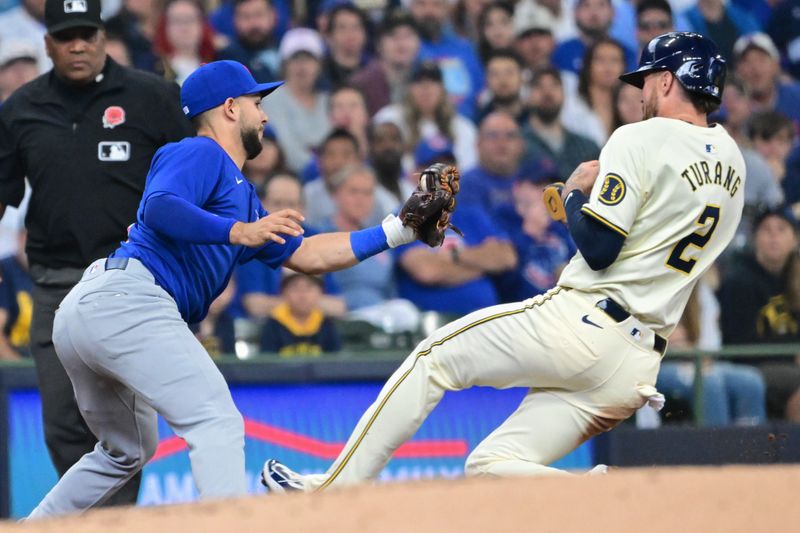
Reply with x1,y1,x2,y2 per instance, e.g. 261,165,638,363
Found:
5,466,799,533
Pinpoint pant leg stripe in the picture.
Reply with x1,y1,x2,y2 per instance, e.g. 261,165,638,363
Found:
316,287,564,491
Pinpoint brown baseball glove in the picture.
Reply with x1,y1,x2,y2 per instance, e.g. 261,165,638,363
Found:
399,163,462,247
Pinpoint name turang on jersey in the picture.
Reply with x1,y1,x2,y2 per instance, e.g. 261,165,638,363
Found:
559,117,746,337
679,158,742,196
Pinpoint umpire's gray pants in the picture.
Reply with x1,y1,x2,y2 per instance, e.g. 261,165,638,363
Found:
28,258,245,518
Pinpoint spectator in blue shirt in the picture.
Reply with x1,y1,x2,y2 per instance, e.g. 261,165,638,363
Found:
409,0,485,120
459,110,526,215
734,32,800,127
396,204,517,316
494,173,576,302
552,0,637,75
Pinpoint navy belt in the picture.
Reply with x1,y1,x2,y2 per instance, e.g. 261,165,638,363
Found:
596,298,667,355
104,257,129,271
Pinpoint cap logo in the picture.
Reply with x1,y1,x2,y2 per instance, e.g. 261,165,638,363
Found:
64,0,88,13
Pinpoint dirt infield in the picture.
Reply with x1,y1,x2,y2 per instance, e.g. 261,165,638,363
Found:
5,466,799,533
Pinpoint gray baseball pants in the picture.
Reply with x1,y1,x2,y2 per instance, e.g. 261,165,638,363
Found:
28,258,246,518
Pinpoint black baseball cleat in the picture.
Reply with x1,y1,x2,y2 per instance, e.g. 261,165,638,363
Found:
261,459,304,493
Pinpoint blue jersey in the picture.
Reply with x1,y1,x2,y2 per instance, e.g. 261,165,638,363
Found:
459,166,516,216
395,206,504,315
494,207,576,302
114,136,303,323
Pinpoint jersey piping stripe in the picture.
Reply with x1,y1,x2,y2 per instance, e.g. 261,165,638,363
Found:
315,287,565,491
580,207,629,237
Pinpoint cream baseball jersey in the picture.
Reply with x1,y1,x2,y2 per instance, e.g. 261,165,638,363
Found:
559,117,746,336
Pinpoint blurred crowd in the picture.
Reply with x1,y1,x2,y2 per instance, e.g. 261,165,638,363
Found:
3,0,800,425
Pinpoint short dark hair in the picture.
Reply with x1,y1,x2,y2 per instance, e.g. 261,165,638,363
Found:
636,0,672,19
377,8,418,40
233,0,272,10
190,112,208,132
485,48,524,70
686,90,720,115
748,110,795,141
320,127,360,154
530,65,562,88
326,4,369,36
329,83,367,107
257,170,301,199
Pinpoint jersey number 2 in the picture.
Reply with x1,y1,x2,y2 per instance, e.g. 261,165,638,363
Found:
666,204,720,275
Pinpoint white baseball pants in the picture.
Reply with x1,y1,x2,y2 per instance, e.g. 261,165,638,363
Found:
302,286,664,490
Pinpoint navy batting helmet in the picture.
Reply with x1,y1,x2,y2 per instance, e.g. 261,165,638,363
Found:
620,32,727,102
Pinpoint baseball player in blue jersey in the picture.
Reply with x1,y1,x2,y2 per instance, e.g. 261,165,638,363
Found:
27,60,427,518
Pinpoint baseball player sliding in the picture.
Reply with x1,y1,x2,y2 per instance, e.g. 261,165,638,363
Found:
264,32,745,491
27,60,457,518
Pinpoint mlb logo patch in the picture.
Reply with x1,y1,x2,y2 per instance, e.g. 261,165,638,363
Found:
102,106,126,129
705,144,717,154
98,141,131,162
63,0,87,13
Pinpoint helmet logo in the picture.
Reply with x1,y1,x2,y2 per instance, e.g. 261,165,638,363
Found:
676,60,704,79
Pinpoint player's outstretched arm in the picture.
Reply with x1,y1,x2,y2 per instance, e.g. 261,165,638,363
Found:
283,214,416,275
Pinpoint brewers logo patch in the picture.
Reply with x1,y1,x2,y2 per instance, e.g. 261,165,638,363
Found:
599,173,626,205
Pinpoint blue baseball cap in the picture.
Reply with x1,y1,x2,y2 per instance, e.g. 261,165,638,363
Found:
517,157,559,184
180,60,284,119
414,135,454,167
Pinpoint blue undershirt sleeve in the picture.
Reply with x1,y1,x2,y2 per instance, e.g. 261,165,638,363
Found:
143,193,237,244
564,190,626,271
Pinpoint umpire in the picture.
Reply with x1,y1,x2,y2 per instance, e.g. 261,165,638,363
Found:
0,0,191,506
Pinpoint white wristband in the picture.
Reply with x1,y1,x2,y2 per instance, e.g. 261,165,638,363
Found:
382,214,416,248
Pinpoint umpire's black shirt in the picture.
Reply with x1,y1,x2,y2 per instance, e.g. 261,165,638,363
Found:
0,57,192,269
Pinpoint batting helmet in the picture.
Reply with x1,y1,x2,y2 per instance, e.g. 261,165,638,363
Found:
619,32,727,102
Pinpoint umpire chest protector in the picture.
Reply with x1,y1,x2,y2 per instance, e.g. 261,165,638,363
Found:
0,57,191,269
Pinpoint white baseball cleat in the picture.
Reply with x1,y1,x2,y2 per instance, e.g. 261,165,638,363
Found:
586,464,609,476
261,459,305,493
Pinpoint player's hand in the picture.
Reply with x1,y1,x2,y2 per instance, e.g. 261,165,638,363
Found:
229,209,305,247
562,160,600,199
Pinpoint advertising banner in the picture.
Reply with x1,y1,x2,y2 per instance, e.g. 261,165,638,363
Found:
10,383,592,517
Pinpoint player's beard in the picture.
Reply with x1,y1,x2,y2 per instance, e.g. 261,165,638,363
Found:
642,90,659,120
533,103,561,125
241,125,264,160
